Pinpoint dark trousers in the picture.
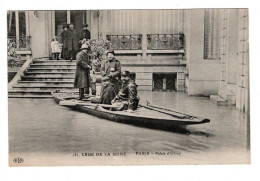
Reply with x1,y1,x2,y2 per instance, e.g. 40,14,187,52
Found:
69,50,77,60
79,88,85,100
84,79,96,95
62,48,69,60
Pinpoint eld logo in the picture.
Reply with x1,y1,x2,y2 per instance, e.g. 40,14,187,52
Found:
13,157,24,164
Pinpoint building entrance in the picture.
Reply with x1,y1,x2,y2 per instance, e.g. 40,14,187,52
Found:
55,10,85,42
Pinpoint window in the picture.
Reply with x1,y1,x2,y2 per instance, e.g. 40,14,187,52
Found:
204,9,221,59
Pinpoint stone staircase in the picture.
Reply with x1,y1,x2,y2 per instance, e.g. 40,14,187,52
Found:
8,59,78,98
210,89,236,106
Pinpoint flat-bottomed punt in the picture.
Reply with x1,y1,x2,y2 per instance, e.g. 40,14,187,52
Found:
52,91,210,131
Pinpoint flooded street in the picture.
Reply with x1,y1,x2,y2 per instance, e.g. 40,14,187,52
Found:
8,91,250,165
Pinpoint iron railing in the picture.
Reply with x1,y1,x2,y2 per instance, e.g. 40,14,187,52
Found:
147,34,184,50
7,36,31,50
106,34,142,50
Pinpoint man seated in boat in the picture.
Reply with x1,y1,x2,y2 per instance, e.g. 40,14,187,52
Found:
111,70,140,112
91,50,121,104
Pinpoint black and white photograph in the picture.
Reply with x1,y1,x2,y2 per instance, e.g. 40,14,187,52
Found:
5,8,251,166
3,0,260,180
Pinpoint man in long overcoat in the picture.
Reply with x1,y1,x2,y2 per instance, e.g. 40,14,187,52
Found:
74,44,92,100
68,23,79,61
99,50,121,104
60,24,69,60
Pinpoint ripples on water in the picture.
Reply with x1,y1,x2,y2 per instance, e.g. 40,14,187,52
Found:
8,91,249,159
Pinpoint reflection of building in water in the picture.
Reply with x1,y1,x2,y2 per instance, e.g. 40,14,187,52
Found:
7,10,249,112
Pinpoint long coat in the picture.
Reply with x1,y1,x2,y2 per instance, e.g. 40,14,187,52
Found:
68,29,79,51
74,51,91,88
101,58,121,93
61,30,68,49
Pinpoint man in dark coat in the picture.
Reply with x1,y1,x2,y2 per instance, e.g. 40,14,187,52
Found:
91,50,121,105
101,50,121,94
68,23,79,61
111,71,140,112
60,24,69,60
79,24,91,44
74,44,92,100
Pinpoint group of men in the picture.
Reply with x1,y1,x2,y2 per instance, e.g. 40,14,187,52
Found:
74,46,140,112
60,23,90,61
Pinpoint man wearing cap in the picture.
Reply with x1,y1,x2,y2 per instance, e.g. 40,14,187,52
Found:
79,24,91,44
111,71,140,112
91,50,121,104
60,24,69,60
68,23,80,61
101,50,121,93
74,44,92,100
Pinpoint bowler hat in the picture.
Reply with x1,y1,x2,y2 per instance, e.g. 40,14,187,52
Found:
106,50,115,56
122,70,130,76
80,44,89,50
83,24,88,28
63,24,68,29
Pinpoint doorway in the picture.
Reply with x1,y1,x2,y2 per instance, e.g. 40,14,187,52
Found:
55,10,85,42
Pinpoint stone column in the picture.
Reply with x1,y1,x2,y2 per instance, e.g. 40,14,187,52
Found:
67,11,70,24
15,11,19,47
141,10,148,60
90,10,99,39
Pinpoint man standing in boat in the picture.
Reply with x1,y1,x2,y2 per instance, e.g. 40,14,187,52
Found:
74,43,92,100
111,70,140,112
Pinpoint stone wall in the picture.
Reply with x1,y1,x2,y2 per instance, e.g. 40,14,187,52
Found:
184,9,221,96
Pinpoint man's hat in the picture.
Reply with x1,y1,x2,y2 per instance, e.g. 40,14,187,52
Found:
83,24,88,28
106,50,115,56
63,24,68,29
80,43,89,50
122,70,130,76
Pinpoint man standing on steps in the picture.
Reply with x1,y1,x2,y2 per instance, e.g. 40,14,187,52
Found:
74,44,92,100
68,23,79,61
60,24,69,60
79,24,91,44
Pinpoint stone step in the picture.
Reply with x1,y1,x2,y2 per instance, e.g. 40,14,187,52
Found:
9,90,52,96
8,95,53,98
30,64,76,69
33,60,76,63
32,62,76,66
210,95,235,106
26,68,76,73
24,72,75,76
21,76,74,81
17,81,74,87
218,89,235,101
13,84,78,92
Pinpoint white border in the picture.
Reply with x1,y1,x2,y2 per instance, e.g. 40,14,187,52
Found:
1,0,259,181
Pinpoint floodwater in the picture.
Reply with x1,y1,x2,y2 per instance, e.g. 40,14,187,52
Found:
8,91,250,165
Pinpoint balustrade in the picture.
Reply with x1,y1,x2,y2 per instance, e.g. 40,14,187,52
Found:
147,34,184,50
7,36,31,50
106,34,142,50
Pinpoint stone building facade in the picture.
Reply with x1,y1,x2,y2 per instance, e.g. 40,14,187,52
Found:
7,9,249,112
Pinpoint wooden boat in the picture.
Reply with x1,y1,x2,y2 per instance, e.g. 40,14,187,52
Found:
52,91,210,131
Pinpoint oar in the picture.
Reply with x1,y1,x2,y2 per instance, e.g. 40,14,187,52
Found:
139,104,188,119
145,102,196,119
